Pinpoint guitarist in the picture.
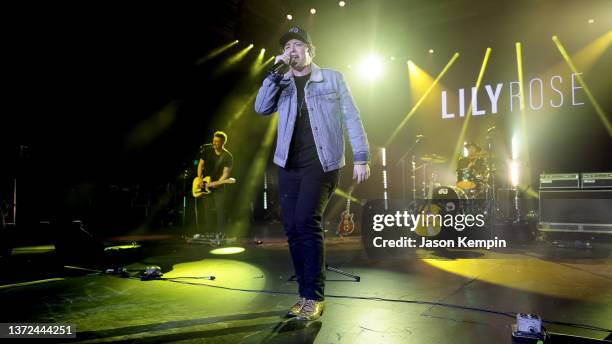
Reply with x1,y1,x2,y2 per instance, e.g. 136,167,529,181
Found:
197,131,233,233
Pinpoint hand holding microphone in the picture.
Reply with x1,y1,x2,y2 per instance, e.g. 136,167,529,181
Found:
272,53,292,75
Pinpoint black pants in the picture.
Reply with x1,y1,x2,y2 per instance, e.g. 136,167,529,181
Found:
199,187,227,233
278,163,339,301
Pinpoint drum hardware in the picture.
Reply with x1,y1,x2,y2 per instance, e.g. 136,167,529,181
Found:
397,134,425,201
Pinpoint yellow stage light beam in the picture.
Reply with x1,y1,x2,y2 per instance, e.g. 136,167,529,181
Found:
451,48,491,171
385,53,460,148
263,56,275,66
422,256,610,301
515,42,532,186
227,44,254,66
552,35,612,137
234,116,278,235
407,60,456,122
227,91,259,130
249,49,266,77
543,30,612,78
212,44,255,78
407,60,435,104
125,101,179,151
195,40,239,65
333,188,361,204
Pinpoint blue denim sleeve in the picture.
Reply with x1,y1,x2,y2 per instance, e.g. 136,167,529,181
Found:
337,72,370,163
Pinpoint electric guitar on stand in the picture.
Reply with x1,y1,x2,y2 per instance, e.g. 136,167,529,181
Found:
192,176,236,198
337,187,355,236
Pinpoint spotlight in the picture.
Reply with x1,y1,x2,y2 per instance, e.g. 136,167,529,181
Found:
310,8,316,14
210,247,246,255
339,1,346,7
588,18,594,24
287,14,293,20
390,56,395,60
358,55,384,80
428,49,434,54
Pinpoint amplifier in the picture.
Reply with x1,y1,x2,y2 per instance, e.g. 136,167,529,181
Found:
581,172,612,189
539,173,579,189
539,190,612,233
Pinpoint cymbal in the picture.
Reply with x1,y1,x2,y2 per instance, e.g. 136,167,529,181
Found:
420,154,447,164
462,152,490,159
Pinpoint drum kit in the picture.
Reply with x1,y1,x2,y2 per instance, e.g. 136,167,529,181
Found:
409,146,496,227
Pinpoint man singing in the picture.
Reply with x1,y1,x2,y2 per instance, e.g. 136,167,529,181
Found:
255,27,370,320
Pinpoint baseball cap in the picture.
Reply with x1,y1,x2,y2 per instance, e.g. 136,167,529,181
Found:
279,26,312,47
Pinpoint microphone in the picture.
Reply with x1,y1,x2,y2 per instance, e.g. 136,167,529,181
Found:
271,57,293,74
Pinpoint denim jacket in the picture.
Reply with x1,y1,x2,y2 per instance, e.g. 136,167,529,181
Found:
254,63,370,172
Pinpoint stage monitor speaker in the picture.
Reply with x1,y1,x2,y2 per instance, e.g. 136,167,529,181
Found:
539,190,612,233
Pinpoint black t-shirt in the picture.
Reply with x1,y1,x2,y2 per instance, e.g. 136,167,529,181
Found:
199,144,233,180
287,73,320,168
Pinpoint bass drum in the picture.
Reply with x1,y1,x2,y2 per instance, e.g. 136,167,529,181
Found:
432,185,468,214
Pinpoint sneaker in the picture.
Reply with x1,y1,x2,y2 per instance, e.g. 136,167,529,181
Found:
287,297,306,317
295,299,325,321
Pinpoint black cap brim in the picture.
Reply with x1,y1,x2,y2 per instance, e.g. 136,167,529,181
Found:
279,32,310,47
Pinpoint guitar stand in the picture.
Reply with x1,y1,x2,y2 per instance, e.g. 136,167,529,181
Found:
288,264,361,282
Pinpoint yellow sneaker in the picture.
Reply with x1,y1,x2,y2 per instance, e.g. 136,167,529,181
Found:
287,297,306,317
295,299,325,321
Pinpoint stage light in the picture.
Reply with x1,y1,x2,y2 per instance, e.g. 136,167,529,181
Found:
451,48,491,171
588,18,595,24
210,247,245,255
287,14,293,20
381,147,387,167
510,161,519,187
381,147,389,209
249,48,268,78
225,44,254,66
196,40,240,65
310,8,316,14
358,55,384,80
263,172,268,210
385,53,460,147
512,133,519,161
390,56,395,61
515,41,531,185
339,1,346,7
428,49,434,54
552,34,612,137
347,64,352,69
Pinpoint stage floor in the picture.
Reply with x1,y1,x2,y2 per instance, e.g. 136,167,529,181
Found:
1,227,611,343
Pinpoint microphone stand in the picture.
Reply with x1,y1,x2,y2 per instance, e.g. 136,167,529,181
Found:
485,132,497,229
397,137,423,202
